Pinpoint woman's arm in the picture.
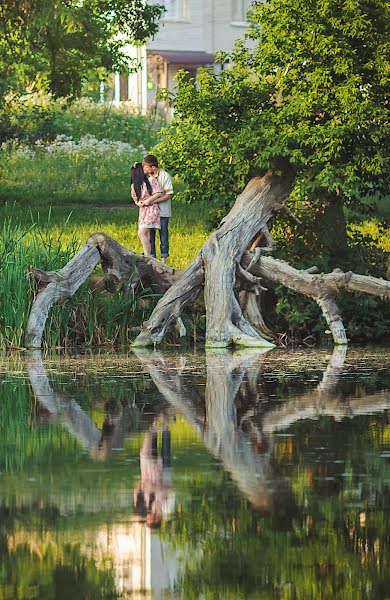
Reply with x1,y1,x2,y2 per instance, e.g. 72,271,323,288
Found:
143,191,163,206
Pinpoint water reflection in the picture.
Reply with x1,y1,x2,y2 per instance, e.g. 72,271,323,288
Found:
27,350,135,461
0,347,388,599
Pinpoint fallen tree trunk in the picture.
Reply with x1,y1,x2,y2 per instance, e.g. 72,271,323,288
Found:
25,173,390,349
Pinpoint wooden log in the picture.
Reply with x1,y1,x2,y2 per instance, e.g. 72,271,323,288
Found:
131,254,205,347
25,233,182,349
241,254,390,345
25,245,101,348
87,232,179,294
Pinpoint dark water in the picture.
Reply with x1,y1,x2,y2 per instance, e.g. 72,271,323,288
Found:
0,347,389,600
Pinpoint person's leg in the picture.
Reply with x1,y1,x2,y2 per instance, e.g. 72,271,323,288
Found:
161,428,171,468
160,217,169,264
138,227,151,255
149,227,156,258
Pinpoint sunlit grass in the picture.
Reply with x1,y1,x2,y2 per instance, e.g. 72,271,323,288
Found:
0,203,211,349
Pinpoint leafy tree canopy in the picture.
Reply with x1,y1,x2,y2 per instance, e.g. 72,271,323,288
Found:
157,0,389,216
0,0,164,97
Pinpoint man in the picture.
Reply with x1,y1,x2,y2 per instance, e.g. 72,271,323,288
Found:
141,154,174,264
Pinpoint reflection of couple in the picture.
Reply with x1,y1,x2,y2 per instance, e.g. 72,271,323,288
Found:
134,426,175,529
131,154,173,264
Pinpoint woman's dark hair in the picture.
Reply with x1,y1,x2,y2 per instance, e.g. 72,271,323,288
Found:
131,162,152,200
134,490,147,517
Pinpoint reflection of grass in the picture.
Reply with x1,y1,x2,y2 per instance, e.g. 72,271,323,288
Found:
0,351,389,599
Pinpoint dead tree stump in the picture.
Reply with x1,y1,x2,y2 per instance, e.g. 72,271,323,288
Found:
25,173,390,349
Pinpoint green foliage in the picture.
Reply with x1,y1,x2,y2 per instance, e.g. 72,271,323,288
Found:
0,0,164,98
270,211,390,342
157,0,389,212
0,98,165,205
154,0,390,343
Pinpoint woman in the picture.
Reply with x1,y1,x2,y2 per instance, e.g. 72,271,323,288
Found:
131,162,163,256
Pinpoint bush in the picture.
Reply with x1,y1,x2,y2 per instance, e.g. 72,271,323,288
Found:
0,92,164,146
0,94,166,205
0,134,143,204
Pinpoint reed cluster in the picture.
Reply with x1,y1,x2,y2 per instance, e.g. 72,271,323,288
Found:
0,207,209,350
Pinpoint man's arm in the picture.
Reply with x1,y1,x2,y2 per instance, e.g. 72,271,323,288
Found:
145,193,172,206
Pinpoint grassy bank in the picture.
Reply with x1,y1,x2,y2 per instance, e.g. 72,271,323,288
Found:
0,205,211,349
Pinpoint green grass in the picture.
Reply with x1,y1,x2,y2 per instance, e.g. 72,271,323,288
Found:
0,137,142,205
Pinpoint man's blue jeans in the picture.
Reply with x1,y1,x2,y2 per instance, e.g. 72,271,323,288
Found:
150,217,169,259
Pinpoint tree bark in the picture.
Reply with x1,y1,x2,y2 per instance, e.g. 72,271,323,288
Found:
134,172,291,348
25,245,102,348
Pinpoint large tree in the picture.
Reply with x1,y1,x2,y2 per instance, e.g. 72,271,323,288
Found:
157,0,389,265
0,0,164,97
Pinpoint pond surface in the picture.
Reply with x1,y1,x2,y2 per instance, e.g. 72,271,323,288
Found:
0,347,389,599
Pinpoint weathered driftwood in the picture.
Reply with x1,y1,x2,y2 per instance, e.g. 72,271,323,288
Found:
25,172,390,349
240,253,390,344
130,174,389,347
26,245,102,348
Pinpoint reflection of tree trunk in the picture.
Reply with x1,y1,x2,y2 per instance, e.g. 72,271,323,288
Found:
27,351,101,452
261,346,390,433
203,352,275,511
134,349,276,511
134,346,390,510
26,351,135,460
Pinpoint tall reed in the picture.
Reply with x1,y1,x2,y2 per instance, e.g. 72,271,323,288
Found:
0,211,156,349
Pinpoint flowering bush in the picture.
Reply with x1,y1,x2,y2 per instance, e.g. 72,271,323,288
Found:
0,95,165,204
0,92,164,146
1,134,145,158
0,134,144,204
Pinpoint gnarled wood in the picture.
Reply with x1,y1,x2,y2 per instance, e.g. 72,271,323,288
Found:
241,254,390,345
25,232,182,348
25,245,102,348
25,174,389,349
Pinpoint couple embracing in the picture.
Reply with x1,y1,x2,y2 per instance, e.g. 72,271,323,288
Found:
131,155,173,264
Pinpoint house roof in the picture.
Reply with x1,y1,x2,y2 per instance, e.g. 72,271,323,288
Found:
148,51,215,65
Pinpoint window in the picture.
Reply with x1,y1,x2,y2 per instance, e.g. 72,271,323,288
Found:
162,0,188,20
232,0,249,23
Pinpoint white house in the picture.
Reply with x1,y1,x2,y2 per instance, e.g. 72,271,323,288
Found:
112,0,252,111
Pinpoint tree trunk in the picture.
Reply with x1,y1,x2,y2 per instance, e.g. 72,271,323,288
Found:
315,192,350,269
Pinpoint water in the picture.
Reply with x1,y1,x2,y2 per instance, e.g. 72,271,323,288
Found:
0,347,389,599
